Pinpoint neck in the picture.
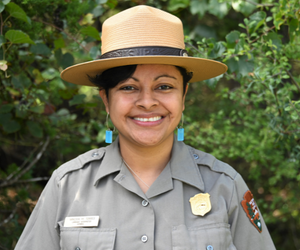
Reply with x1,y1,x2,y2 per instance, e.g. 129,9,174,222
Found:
118,135,174,191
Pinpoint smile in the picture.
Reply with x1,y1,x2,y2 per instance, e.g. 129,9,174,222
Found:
133,116,162,122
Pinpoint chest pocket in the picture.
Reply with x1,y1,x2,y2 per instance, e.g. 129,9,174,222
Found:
59,224,116,250
172,223,237,250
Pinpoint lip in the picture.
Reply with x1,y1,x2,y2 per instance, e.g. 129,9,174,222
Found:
130,114,165,127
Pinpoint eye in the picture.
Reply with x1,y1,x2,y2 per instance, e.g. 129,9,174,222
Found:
120,85,135,91
157,85,172,90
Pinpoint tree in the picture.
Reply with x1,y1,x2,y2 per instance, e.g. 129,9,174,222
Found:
0,0,299,249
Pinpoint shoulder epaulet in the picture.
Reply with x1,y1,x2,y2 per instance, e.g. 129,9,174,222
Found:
188,146,238,180
55,148,105,181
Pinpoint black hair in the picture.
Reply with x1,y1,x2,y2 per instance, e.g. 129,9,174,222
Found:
88,65,193,99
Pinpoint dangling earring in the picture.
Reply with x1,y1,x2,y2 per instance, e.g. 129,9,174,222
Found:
177,113,184,141
105,112,113,143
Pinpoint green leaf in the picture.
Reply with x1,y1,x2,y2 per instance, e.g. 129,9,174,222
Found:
60,53,74,69
226,57,239,73
0,35,6,47
5,30,35,44
92,5,105,18
226,30,240,48
12,74,32,89
264,32,282,50
3,0,11,4
232,0,257,16
208,41,226,59
168,0,190,12
29,105,45,114
80,26,100,41
204,74,223,89
69,94,86,106
208,0,230,19
190,0,207,17
27,120,43,138
50,78,66,90
289,18,299,42
249,11,266,33
106,0,118,9
0,2,5,13
0,104,14,113
249,11,266,22
89,46,100,60
41,68,60,80
0,113,21,133
30,43,51,56
16,108,27,118
238,55,254,76
5,2,30,23
54,37,65,50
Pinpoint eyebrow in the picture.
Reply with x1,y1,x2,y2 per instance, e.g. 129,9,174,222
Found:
129,74,177,82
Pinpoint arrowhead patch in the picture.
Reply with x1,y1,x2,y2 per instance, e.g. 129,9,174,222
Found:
241,190,262,233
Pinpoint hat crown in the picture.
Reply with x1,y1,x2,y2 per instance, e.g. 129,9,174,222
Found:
101,5,185,54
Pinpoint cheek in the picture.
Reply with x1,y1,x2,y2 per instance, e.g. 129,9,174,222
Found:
108,97,131,119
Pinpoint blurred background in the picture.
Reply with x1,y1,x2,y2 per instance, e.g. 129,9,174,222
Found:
0,0,299,249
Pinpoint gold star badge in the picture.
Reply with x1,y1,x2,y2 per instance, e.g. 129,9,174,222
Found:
189,193,212,216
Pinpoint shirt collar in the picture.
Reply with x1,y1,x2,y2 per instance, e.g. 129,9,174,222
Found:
94,136,205,192
93,137,123,186
169,139,205,192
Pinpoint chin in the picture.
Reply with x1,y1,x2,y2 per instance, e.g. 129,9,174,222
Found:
131,133,173,147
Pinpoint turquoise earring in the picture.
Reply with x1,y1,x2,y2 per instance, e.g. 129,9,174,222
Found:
105,112,113,143
177,113,184,141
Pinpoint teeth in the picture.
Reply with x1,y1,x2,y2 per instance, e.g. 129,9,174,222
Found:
134,116,162,122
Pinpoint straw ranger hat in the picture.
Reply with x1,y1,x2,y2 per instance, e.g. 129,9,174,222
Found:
61,5,227,86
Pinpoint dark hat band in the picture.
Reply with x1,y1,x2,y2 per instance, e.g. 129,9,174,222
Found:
100,46,189,59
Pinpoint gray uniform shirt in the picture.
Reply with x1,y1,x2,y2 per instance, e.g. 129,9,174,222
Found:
15,138,276,250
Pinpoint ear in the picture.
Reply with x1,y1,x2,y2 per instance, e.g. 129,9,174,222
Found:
182,83,189,111
99,89,109,113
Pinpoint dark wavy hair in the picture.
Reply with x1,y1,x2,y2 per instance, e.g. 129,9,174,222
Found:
88,65,193,99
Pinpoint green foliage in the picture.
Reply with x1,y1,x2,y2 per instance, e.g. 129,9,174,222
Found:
0,0,299,249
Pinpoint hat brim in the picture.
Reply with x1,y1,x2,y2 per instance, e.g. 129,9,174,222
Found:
60,56,227,86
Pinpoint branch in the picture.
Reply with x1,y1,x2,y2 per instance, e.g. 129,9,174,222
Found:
33,18,89,53
15,177,50,184
185,42,205,57
0,207,17,227
251,26,276,44
286,70,300,93
245,0,274,7
289,99,300,120
0,13,3,35
0,137,50,188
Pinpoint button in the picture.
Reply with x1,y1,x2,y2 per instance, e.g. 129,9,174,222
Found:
92,152,99,157
75,247,81,250
142,200,149,207
141,235,148,243
207,245,213,250
193,154,199,159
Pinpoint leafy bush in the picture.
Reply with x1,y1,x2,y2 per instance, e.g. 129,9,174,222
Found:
0,0,299,249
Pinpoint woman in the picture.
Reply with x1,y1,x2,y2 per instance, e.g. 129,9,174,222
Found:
15,5,276,250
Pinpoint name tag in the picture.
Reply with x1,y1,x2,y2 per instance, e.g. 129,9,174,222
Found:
64,216,100,228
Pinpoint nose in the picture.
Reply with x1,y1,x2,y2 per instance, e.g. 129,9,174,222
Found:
135,89,159,110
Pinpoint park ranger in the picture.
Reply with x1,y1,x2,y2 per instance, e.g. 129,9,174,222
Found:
15,5,276,250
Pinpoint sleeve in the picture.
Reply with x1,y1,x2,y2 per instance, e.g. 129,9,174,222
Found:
14,170,60,250
228,173,276,250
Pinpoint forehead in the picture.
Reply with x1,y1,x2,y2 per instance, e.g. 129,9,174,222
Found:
132,64,182,78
